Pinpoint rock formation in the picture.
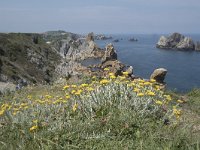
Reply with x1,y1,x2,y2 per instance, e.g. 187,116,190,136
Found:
101,43,117,63
195,41,200,51
129,38,138,42
150,68,167,83
157,33,195,50
47,32,104,61
94,34,112,40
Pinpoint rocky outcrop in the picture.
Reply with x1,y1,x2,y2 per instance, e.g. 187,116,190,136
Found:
150,68,167,83
95,34,112,40
47,32,104,61
101,60,125,76
156,33,195,50
195,42,200,51
101,43,117,63
113,39,119,43
129,38,138,42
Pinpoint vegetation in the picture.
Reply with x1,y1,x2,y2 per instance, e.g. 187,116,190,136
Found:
0,71,200,149
0,33,61,84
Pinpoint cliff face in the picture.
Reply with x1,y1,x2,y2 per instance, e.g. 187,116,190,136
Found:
0,33,61,84
44,31,104,61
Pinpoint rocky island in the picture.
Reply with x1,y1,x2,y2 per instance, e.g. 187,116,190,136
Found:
156,32,200,51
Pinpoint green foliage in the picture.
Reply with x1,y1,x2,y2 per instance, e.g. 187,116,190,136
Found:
0,76,200,149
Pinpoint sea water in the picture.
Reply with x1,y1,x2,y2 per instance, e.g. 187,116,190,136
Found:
95,34,200,92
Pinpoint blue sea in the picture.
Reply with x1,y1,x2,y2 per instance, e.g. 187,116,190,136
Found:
95,34,200,92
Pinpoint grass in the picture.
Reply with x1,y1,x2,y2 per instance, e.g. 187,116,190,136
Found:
0,73,200,150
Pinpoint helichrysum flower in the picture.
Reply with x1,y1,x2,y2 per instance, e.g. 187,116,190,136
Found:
110,75,116,79
71,85,77,88
177,100,184,103
137,93,144,97
150,79,156,83
81,83,88,87
100,79,109,84
63,85,70,90
66,95,70,99
122,71,129,76
104,68,109,71
133,88,140,92
30,125,38,132
147,91,155,96
72,103,78,112
155,100,163,105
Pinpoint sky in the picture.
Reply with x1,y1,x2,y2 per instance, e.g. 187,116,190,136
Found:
0,0,200,34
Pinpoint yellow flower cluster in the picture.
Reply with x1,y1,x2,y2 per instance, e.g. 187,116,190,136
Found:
0,70,183,128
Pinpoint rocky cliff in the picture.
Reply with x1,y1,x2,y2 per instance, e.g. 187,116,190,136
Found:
44,31,104,61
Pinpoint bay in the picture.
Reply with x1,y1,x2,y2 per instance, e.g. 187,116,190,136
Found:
95,34,200,92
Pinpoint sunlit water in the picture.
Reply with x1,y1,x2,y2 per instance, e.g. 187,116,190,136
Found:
94,34,200,92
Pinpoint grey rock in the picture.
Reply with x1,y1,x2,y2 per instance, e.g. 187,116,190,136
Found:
176,37,195,50
95,34,112,40
150,68,167,83
102,43,117,63
157,33,195,50
125,66,134,76
195,41,200,51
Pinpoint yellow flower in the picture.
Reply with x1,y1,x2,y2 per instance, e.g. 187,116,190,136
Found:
150,79,156,83
154,85,160,90
30,125,38,132
0,110,5,116
137,93,144,97
81,83,88,87
177,100,184,103
71,90,76,94
33,119,38,124
143,82,150,85
66,95,70,99
147,91,155,96
133,88,140,93
119,76,126,80
138,79,145,83
110,75,116,79
155,100,163,105
63,85,70,90
72,103,78,112
87,87,94,91
173,108,181,119
122,71,129,76
92,76,96,79
45,95,52,99
104,68,110,71
71,85,77,88
164,95,172,101
109,72,114,76
27,95,32,99
100,79,109,84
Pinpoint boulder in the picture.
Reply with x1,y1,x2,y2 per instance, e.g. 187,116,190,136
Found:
101,60,125,76
195,41,200,51
150,68,167,83
101,43,117,63
125,66,134,76
156,33,195,50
